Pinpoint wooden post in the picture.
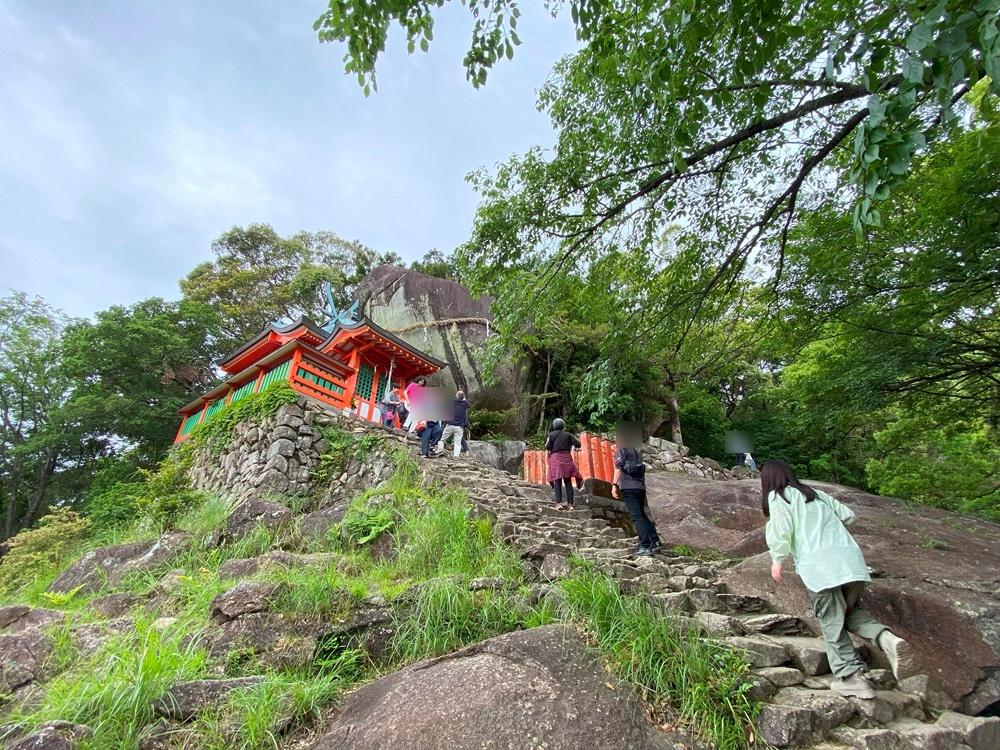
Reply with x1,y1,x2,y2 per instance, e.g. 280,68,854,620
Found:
578,432,593,481
601,439,614,482
590,435,605,481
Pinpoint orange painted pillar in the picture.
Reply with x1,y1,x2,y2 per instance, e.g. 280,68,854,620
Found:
527,451,536,483
590,435,605,481
602,439,615,482
538,451,548,485
578,432,592,481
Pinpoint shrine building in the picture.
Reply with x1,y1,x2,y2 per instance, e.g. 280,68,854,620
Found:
174,314,446,442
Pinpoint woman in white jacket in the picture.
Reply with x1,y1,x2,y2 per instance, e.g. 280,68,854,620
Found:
762,460,916,699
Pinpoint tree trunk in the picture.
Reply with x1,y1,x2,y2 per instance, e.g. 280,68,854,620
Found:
3,463,21,540
665,384,683,446
22,449,56,529
537,351,553,433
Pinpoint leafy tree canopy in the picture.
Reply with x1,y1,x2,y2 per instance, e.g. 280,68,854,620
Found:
180,224,401,352
316,0,998,253
0,293,72,537
59,298,222,462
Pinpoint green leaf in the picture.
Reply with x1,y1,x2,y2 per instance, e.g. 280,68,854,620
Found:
903,56,924,83
887,149,911,175
906,23,935,53
420,37,429,52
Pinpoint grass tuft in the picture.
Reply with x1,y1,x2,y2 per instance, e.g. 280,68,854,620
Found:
9,619,208,748
560,572,758,750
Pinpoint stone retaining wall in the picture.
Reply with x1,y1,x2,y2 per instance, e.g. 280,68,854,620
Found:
642,437,738,481
187,400,329,499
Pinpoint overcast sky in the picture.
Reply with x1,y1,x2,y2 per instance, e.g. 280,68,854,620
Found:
0,0,578,319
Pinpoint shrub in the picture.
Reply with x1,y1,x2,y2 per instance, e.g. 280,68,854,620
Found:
134,457,205,533
85,480,145,531
82,456,145,531
468,407,517,439
0,509,91,594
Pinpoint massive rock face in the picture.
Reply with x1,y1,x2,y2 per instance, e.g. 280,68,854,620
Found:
307,625,689,750
356,266,525,412
644,472,1000,715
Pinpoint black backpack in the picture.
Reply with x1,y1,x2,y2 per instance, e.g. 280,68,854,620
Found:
621,447,646,480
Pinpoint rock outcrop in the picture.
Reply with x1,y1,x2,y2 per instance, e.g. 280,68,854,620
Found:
643,471,1000,715
47,531,190,595
355,266,526,412
307,625,688,750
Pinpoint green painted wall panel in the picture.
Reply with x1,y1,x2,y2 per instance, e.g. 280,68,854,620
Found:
259,359,291,392
229,378,257,404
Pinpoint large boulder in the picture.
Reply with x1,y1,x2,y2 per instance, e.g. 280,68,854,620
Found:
643,472,1000,714
355,266,527,412
306,624,689,750
0,633,52,695
467,440,527,473
47,531,190,595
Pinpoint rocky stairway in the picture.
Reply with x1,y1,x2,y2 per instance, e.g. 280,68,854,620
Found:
416,451,1000,750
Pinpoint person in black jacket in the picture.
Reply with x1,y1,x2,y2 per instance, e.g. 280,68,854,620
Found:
612,426,661,556
545,418,584,509
438,390,470,458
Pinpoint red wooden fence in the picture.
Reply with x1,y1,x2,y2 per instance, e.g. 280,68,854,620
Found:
522,432,618,485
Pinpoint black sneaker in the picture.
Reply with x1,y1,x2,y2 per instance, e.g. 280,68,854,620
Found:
650,540,663,552
634,546,653,557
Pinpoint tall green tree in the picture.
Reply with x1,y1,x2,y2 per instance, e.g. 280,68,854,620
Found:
59,298,221,463
0,293,71,538
317,0,998,267
180,224,400,352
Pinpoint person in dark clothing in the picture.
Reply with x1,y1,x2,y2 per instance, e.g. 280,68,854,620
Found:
438,391,470,458
417,420,443,458
612,431,661,556
545,418,584,510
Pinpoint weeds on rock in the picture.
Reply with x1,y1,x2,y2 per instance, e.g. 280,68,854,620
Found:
559,572,758,750
188,382,300,457
313,425,388,484
7,618,208,749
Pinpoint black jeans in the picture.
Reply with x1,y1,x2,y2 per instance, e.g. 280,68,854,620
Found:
420,422,443,455
621,488,659,547
553,477,574,506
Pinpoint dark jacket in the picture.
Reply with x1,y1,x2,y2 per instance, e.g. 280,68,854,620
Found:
615,446,645,490
545,429,581,454
448,398,470,427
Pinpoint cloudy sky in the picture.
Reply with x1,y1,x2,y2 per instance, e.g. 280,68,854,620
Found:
0,0,578,318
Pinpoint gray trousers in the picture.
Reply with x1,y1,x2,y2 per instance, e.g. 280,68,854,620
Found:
807,581,888,678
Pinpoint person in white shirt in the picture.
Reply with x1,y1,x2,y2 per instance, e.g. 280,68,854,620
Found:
762,459,916,699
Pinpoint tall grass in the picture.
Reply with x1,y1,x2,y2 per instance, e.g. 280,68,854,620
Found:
193,650,365,750
391,579,544,663
9,620,208,749
560,572,758,750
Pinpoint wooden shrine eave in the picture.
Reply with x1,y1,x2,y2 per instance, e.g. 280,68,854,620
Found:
218,317,330,375
179,340,355,415
322,317,447,373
